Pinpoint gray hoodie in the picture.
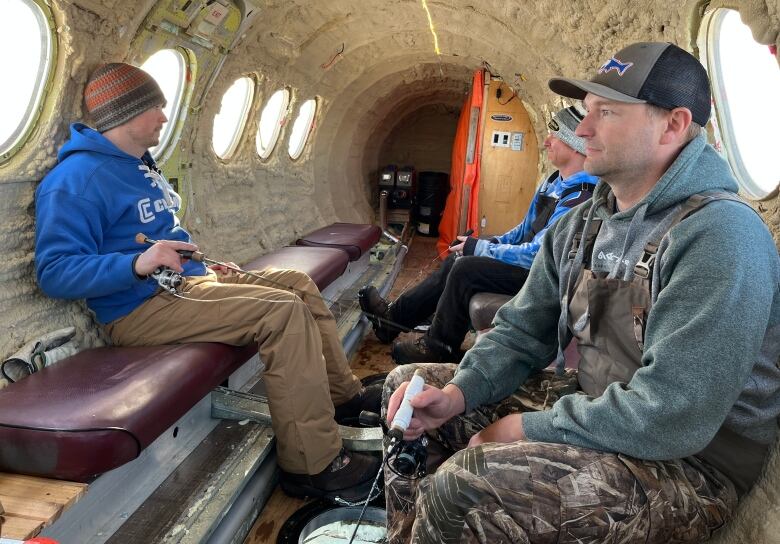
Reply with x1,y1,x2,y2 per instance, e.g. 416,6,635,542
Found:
452,133,780,461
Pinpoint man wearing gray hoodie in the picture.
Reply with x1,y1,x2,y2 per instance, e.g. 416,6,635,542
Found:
383,42,779,543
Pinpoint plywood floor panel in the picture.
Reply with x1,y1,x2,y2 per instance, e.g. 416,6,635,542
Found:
0,473,86,540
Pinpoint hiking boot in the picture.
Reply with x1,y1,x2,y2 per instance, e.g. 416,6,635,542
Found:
391,335,460,365
334,382,384,422
280,448,382,502
358,286,401,343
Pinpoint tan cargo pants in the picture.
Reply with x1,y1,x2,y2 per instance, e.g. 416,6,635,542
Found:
106,268,361,475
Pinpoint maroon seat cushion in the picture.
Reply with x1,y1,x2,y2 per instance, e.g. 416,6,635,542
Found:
0,343,254,481
469,292,579,369
243,246,350,291
296,223,381,261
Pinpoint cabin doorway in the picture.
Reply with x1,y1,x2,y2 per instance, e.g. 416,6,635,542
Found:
477,78,539,237
376,103,460,229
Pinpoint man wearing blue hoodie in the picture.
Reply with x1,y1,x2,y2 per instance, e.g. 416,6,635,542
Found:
383,43,779,543
360,106,598,365
34,63,382,502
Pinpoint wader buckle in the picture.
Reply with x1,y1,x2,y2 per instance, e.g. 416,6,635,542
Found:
634,242,659,278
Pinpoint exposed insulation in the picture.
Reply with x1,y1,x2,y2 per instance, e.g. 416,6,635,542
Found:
0,2,777,538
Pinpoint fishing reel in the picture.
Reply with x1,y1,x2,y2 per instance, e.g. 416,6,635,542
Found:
388,435,428,479
359,369,430,480
359,410,429,480
151,266,183,294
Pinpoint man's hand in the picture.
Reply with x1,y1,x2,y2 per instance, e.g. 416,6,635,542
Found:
134,240,198,276
387,382,466,440
209,262,239,276
467,413,526,447
448,235,468,254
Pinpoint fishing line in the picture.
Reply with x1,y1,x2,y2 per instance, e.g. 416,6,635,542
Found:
136,233,429,337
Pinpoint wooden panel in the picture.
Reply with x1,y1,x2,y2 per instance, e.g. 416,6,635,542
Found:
0,515,44,540
0,473,87,540
243,488,309,544
0,494,61,520
478,79,539,237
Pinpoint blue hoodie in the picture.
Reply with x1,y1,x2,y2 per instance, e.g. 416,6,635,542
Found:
470,171,599,269
35,124,207,324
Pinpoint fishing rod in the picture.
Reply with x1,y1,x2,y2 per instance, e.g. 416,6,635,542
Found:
134,233,458,353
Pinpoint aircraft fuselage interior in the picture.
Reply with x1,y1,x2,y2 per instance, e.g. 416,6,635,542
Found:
0,1,778,543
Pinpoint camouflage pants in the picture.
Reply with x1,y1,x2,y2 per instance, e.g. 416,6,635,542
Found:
382,364,737,544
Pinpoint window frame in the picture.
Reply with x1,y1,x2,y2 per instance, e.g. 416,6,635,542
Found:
0,0,57,163
141,47,194,163
287,97,318,161
212,75,256,161
255,88,290,160
699,7,780,200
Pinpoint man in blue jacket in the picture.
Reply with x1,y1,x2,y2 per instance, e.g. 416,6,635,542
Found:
34,63,381,502
383,42,779,543
360,106,598,364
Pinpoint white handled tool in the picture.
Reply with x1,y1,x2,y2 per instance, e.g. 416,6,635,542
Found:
388,369,425,441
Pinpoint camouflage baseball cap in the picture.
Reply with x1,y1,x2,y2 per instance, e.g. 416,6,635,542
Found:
548,42,711,126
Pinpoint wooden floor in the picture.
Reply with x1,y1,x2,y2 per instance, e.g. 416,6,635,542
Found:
0,472,87,540
243,232,442,544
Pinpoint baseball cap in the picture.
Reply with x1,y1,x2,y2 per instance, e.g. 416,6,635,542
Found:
549,42,711,126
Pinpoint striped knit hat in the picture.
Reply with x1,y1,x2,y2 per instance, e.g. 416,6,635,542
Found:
547,106,586,155
84,63,165,132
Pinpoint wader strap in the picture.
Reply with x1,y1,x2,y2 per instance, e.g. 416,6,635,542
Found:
523,177,596,245
524,195,559,245
633,191,754,279
520,172,560,245
568,212,602,267
558,182,598,209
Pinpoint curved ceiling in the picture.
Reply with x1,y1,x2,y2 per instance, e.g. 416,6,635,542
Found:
225,0,688,218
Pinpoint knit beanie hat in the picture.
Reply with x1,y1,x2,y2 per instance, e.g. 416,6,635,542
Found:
84,63,165,132
547,106,586,155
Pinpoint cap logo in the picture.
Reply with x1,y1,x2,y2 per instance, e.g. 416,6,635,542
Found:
598,57,634,76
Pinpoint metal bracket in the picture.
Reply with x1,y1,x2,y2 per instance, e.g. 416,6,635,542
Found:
211,386,383,452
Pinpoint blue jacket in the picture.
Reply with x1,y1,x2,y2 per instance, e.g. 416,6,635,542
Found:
468,171,599,269
35,124,207,324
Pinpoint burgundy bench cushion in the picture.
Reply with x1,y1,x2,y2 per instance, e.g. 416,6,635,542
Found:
469,292,579,369
0,343,254,481
296,223,382,261
469,292,514,331
243,246,350,291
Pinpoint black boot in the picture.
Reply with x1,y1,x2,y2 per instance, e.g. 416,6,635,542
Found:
280,448,381,502
333,382,383,422
391,335,461,365
358,286,402,343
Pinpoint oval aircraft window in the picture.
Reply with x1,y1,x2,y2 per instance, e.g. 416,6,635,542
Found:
256,88,290,159
705,9,780,199
287,98,317,160
140,49,186,160
0,0,54,161
212,76,255,160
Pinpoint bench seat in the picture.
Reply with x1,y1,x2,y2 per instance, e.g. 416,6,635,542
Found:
0,233,369,482
469,292,579,368
296,222,382,261
0,344,255,481
243,246,350,290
